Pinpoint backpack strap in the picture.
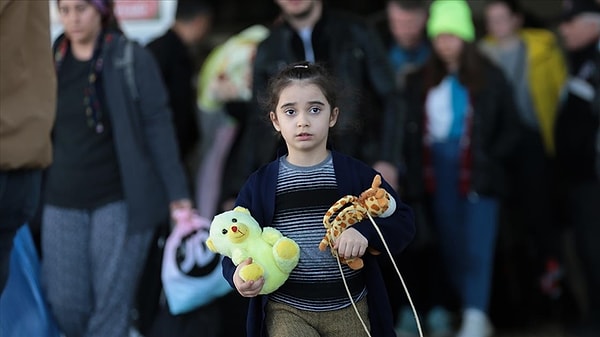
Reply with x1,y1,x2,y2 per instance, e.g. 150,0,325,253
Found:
114,35,140,102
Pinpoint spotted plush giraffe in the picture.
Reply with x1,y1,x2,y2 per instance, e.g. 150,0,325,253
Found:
319,174,397,270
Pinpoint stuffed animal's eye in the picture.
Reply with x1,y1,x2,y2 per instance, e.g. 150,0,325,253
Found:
221,229,227,235
232,218,237,223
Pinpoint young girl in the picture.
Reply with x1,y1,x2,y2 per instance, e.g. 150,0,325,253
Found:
402,1,520,336
221,62,415,337
42,1,192,336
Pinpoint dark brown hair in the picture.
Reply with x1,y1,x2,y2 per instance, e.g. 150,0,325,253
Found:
261,61,339,114
423,41,486,93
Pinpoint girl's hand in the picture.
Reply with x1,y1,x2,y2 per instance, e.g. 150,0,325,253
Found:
234,258,264,297
334,228,368,259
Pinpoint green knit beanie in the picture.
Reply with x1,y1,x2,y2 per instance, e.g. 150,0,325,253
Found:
427,0,475,42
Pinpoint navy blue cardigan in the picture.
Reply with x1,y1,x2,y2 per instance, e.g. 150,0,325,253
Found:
223,151,415,337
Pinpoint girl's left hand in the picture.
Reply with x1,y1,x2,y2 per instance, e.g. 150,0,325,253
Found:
334,228,368,259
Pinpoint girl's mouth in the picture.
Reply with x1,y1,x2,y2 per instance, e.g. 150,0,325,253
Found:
296,133,312,140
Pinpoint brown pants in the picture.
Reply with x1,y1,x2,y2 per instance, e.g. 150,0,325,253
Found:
265,298,370,337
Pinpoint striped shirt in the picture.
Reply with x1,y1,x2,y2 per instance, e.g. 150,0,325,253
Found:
269,154,366,311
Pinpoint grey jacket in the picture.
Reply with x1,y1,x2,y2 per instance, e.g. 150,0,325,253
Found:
101,34,189,232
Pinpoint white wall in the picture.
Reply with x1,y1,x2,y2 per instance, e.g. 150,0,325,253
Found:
50,0,178,45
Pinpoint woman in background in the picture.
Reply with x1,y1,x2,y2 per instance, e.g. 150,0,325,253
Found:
481,0,567,304
42,1,192,336
401,1,520,336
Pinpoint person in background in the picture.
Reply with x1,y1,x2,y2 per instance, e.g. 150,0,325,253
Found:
146,24,270,337
376,1,454,336
42,1,193,336
555,0,600,335
233,0,403,205
383,0,431,90
223,61,415,337
0,0,56,296
147,0,213,190
480,0,568,315
401,0,520,336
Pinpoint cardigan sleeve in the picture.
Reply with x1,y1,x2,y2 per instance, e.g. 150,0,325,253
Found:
334,152,415,256
131,43,190,202
221,170,261,288
353,174,415,256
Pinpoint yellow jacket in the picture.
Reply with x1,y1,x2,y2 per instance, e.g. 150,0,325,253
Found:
482,29,567,156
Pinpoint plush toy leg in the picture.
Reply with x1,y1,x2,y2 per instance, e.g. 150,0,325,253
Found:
273,238,300,273
344,257,364,270
239,263,264,282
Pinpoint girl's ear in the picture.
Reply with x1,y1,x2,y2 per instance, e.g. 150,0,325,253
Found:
329,107,339,127
270,111,280,131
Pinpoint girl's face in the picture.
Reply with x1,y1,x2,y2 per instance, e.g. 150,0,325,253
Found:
485,3,521,40
58,0,102,45
270,82,338,163
432,33,464,68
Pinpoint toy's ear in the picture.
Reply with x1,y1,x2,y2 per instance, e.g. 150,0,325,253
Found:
233,206,250,214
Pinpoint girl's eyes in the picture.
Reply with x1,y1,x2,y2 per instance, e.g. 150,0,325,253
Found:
309,107,321,114
281,106,321,116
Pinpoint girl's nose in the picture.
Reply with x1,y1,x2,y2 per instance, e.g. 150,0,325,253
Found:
297,114,309,127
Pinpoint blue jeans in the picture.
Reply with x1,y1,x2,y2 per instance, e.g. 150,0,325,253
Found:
0,169,42,295
431,140,499,312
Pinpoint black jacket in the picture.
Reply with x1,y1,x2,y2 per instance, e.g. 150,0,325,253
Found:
555,41,600,183
401,61,520,200
240,9,402,179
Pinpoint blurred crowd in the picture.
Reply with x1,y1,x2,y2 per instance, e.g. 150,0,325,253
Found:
0,0,598,337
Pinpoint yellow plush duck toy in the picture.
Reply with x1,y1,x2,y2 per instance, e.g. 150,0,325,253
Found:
206,206,300,294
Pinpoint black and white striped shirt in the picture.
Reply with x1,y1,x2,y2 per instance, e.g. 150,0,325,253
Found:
269,154,366,311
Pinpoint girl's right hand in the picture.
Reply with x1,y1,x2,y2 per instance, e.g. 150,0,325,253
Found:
233,258,265,297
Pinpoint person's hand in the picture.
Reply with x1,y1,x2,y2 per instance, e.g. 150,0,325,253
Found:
233,258,264,297
334,228,368,260
372,161,399,192
170,199,193,220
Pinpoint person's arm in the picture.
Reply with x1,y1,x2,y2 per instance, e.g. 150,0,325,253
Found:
547,33,568,99
131,44,191,209
355,22,404,188
352,173,415,256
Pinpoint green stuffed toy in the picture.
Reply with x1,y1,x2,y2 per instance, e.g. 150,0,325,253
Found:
206,206,300,294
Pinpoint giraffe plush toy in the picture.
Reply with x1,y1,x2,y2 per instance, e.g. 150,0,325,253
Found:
319,174,397,270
